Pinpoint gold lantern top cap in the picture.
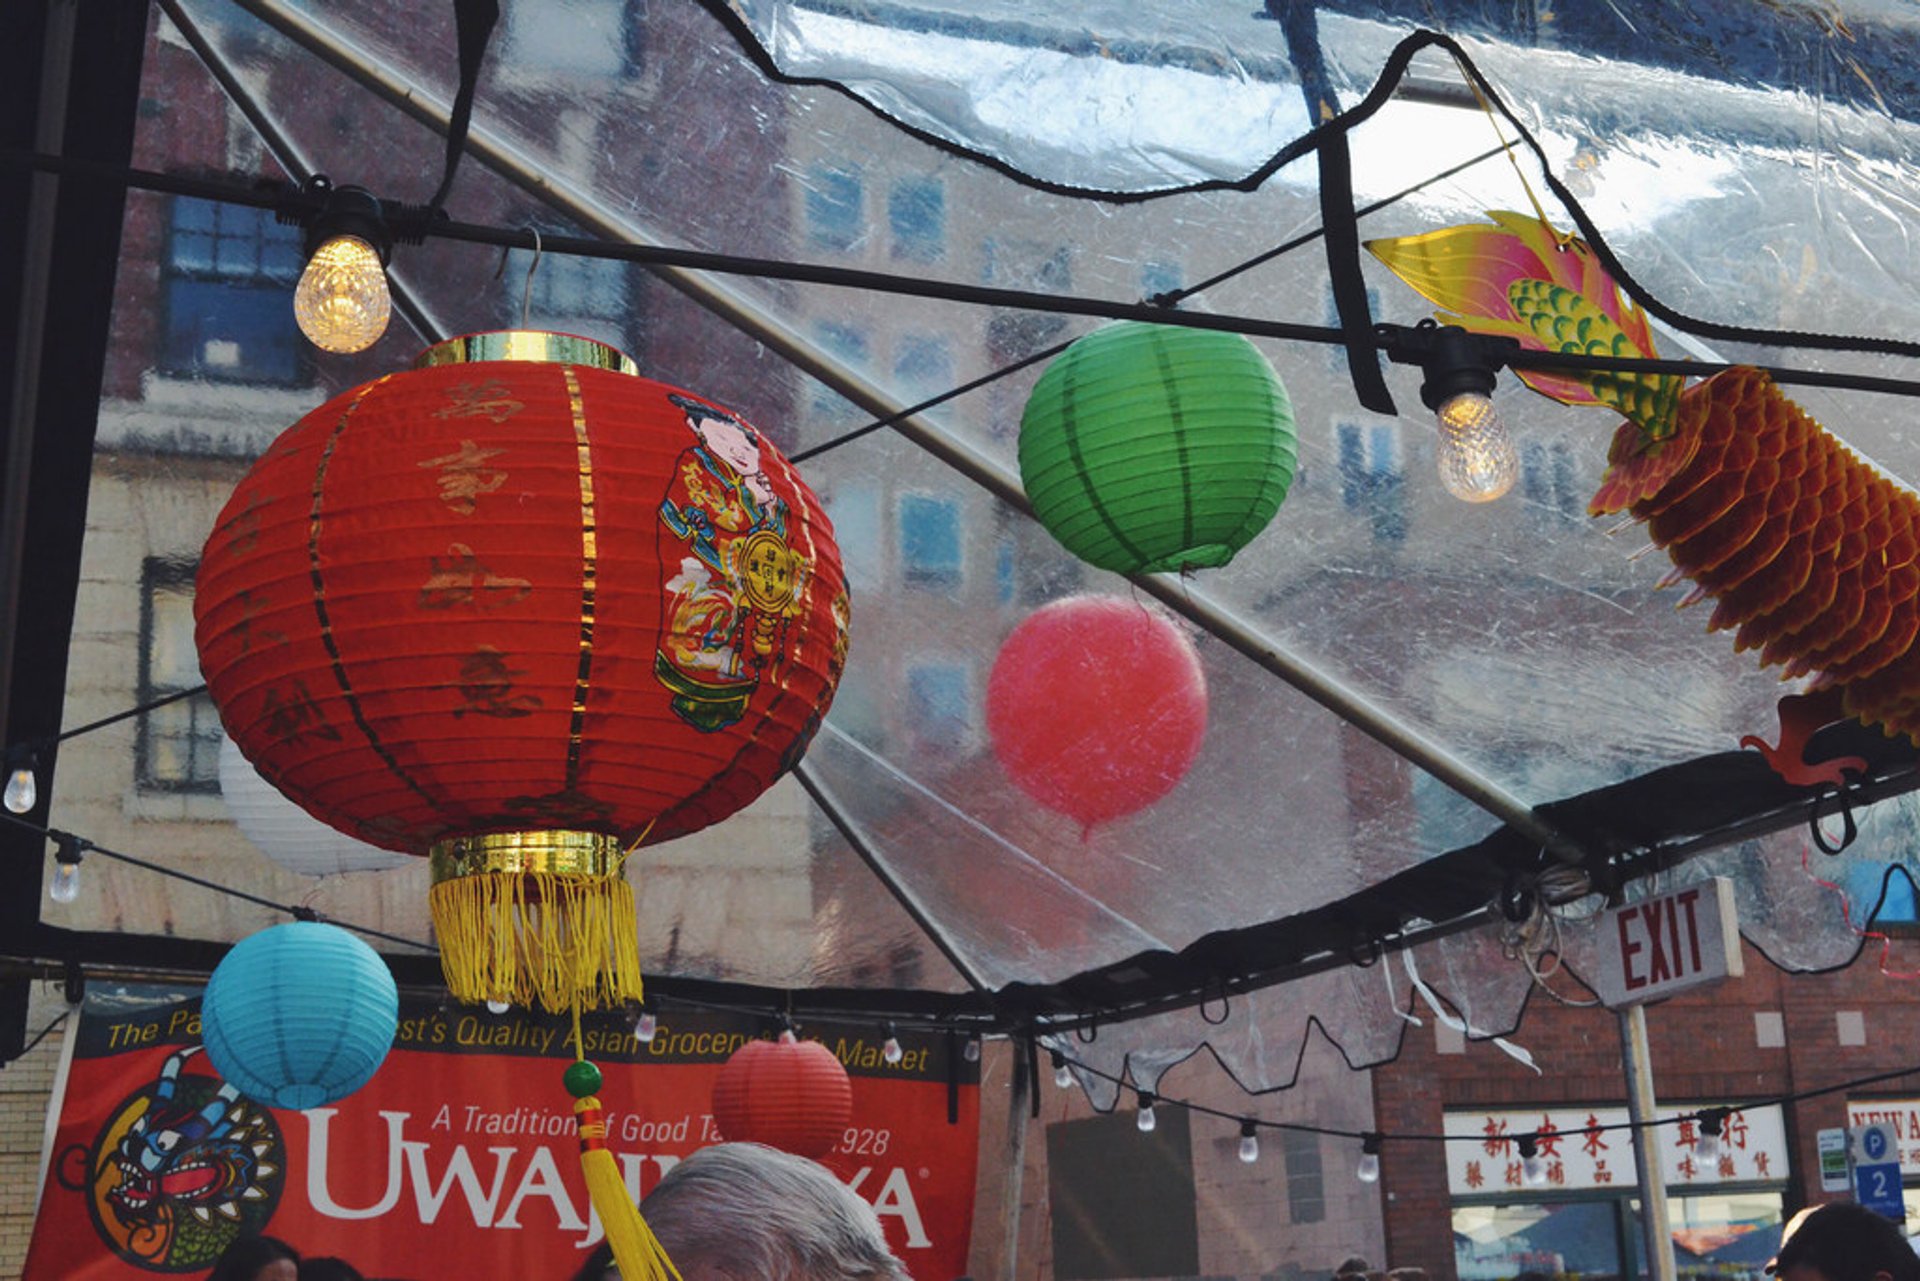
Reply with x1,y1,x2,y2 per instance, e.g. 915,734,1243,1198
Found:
415,330,639,375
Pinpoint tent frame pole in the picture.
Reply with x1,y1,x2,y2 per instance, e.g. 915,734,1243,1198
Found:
1622,1004,1675,1281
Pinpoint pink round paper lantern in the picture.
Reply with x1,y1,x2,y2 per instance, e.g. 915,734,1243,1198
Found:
986,595,1207,833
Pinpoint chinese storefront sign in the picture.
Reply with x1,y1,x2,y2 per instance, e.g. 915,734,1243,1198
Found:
1445,1104,1788,1195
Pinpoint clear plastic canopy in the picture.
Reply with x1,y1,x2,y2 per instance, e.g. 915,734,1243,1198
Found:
29,0,1920,1096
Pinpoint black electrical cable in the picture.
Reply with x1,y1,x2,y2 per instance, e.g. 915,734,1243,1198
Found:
0,812,435,953
1041,1038,1920,1145
11,148,1920,404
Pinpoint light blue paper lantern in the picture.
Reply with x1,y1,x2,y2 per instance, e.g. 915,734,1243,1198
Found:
201,920,399,1109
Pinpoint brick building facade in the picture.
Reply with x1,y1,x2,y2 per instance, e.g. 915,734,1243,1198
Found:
1373,936,1920,1281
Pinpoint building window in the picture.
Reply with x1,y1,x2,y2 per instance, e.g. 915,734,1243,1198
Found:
892,334,953,419
805,165,865,252
898,494,962,589
824,481,882,592
505,246,631,348
1522,440,1582,520
1336,420,1406,543
888,176,945,263
162,197,305,385
502,0,638,76
905,662,973,753
139,559,221,794
808,322,870,425
1141,260,1183,302
1282,1129,1326,1224
981,238,1072,292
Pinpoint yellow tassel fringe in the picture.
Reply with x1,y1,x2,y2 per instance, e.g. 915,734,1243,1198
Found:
430,867,644,1013
578,1096,683,1281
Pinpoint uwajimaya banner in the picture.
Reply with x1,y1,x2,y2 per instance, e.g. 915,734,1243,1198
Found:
26,986,979,1280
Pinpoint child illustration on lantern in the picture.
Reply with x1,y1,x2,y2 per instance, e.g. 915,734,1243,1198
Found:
656,394,811,731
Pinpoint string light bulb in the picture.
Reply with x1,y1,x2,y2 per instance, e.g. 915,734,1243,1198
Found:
1357,1133,1382,1183
964,1035,981,1062
1418,323,1517,503
633,1009,658,1043
1052,1049,1074,1090
1696,1108,1726,1164
1518,1133,1548,1186
1136,1090,1157,1133
290,181,393,355
485,998,511,1015
4,754,36,814
48,833,84,905
1238,1120,1260,1164
881,1022,904,1065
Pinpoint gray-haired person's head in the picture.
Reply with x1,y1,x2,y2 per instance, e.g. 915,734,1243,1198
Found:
640,1142,908,1281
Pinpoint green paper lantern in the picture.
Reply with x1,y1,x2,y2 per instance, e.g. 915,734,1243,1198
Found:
1019,322,1298,575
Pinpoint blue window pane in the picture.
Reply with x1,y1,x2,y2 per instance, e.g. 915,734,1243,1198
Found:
173,198,217,233
809,323,869,423
894,335,952,419
826,483,882,593
163,278,303,385
1141,261,1182,300
888,177,945,263
260,235,304,280
806,166,864,251
1336,421,1406,544
907,663,971,750
899,494,962,589
170,197,302,283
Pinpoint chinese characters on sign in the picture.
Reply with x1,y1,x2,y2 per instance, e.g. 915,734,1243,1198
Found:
1445,1105,1788,1195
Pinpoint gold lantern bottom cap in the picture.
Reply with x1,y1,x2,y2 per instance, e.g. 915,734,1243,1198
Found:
428,830,644,1015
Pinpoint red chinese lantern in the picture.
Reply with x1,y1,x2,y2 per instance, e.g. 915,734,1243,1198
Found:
195,332,850,1013
986,594,1207,834
711,1031,852,1160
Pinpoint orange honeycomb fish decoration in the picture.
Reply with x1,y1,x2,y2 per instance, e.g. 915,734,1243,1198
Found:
1367,211,1914,784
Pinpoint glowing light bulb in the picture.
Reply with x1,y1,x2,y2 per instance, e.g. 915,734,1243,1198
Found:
4,765,35,814
964,1036,981,1062
49,859,80,904
1357,1151,1381,1183
1136,1094,1157,1133
1435,391,1518,503
1052,1053,1074,1090
1238,1123,1260,1164
295,234,391,353
634,1011,658,1043
485,998,511,1015
882,1029,904,1065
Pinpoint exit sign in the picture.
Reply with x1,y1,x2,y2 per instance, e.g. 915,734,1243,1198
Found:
1591,878,1742,1007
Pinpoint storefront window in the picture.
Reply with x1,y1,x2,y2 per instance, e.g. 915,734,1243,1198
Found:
1455,1192,1783,1281
1456,1200,1626,1281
